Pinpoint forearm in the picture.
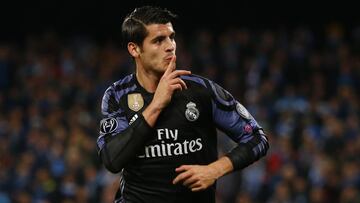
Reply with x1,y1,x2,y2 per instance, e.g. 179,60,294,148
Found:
226,129,269,170
100,114,152,173
142,101,163,127
101,91,172,172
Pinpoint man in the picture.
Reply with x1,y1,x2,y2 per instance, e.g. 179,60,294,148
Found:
97,6,269,203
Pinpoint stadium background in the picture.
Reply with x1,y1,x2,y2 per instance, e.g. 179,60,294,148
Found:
0,1,359,202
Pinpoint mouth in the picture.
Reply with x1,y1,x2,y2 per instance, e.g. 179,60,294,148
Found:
164,55,175,61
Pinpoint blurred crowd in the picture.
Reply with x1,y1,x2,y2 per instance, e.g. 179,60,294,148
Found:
0,22,360,203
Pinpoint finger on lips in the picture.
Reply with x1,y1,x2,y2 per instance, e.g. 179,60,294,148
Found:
166,56,176,73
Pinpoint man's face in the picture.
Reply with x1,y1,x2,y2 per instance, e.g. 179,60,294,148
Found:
137,23,176,74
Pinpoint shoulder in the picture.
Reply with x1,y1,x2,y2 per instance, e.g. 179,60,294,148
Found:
180,74,214,100
180,74,225,91
103,74,136,100
181,74,233,101
101,74,136,114
181,74,235,107
182,75,237,110
180,74,212,89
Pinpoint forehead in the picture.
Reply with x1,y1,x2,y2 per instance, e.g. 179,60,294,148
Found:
145,23,174,38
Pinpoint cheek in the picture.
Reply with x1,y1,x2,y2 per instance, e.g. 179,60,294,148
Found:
141,51,155,62
148,50,159,59
141,53,162,70
142,47,165,70
148,51,162,64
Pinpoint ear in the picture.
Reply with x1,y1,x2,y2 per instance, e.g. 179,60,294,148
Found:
128,42,141,57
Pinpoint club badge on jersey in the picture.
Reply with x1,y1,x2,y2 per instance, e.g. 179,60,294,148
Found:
128,93,144,112
185,102,199,121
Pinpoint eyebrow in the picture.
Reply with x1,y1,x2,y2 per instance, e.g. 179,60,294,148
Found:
150,32,176,43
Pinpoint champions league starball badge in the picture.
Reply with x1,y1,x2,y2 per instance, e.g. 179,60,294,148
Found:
100,117,118,135
236,102,251,119
185,102,199,121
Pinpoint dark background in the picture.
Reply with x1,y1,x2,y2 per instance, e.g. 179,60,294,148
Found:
0,0,358,41
1,1,359,203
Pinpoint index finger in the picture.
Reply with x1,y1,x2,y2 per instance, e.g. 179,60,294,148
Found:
164,55,176,75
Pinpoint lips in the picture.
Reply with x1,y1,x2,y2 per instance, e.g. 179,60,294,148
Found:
164,55,175,61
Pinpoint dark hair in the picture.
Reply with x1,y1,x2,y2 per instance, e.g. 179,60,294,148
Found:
121,6,177,46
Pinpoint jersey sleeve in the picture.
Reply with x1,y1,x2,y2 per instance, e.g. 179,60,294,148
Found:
209,80,269,170
97,85,153,173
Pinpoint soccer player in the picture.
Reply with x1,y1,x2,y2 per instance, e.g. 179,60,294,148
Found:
97,6,269,203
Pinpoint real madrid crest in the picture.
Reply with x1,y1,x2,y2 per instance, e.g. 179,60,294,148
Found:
128,93,144,112
185,102,199,122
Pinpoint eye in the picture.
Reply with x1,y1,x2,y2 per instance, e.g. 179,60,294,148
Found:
152,36,165,44
170,33,175,40
155,38,162,44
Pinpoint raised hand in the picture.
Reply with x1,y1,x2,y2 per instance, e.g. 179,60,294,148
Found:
142,56,191,127
152,56,191,110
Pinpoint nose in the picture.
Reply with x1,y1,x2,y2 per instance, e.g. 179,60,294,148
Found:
165,38,176,52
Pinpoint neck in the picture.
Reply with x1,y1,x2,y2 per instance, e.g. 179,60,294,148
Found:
136,68,161,93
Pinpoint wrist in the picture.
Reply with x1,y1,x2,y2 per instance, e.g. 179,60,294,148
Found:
208,156,234,179
142,101,163,127
148,101,164,113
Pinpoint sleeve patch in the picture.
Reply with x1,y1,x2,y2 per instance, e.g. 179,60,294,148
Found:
214,83,232,101
236,102,251,119
100,117,118,135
